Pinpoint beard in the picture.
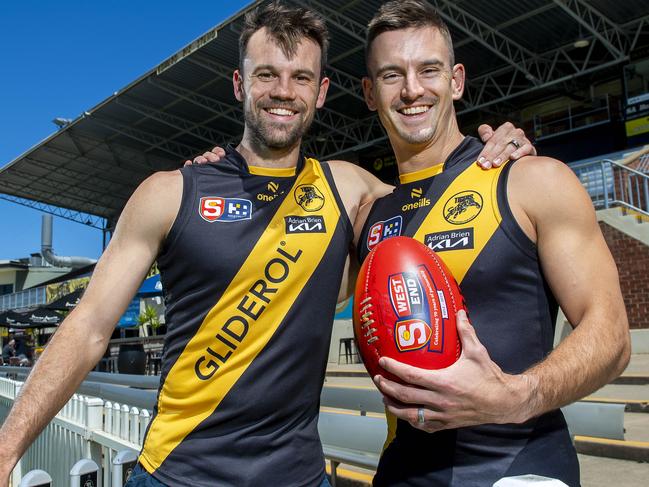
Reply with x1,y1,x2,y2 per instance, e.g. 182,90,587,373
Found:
386,98,444,146
244,100,315,150
395,124,437,145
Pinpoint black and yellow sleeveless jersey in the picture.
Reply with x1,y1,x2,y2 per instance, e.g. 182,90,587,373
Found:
138,147,353,486
358,137,579,487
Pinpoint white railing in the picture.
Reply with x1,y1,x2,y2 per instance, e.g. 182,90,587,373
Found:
0,376,145,487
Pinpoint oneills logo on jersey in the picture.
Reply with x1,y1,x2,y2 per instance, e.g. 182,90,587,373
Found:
294,184,325,211
443,190,483,225
425,228,474,252
367,215,402,251
403,187,430,212
200,197,252,222
257,181,282,202
194,244,302,380
284,215,326,234
395,319,433,351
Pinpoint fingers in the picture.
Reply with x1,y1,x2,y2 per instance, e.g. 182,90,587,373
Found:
186,148,226,167
455,310,481,350
212,146,226,158
476,123,535,169
377,357,437,389
383,396,444,433
477,124,494,143
374,374,441,406
476,122,514,169
510,140,537,160
201,151,221,163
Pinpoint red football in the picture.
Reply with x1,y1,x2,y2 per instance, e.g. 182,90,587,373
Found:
353,236,465,382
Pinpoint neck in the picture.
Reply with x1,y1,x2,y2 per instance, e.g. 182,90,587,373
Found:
393,118,464,175
236,130,302,168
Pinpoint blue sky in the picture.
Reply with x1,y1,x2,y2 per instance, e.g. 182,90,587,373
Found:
0,0,250,260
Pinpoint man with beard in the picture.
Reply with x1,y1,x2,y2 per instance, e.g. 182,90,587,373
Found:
0,3,533,486
355,2,630,486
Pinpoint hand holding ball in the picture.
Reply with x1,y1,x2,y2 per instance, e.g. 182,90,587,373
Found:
353,237,465,382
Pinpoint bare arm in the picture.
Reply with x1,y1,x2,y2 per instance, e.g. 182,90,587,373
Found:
510,157,630,414
0,171,182,478
328,161,393,303
374,157,630,431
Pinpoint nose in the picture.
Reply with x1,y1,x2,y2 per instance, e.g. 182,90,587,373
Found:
401,73,425,103
270,75,296,100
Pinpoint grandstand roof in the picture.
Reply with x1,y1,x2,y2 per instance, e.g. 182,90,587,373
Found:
2,0,649,228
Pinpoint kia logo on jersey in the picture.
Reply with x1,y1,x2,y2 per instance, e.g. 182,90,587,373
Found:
200,197,252,222
389,271,424,318
395,319,432,351
366,215,402,250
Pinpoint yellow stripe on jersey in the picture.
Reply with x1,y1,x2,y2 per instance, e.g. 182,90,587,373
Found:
413,162,505,283
248,165,297,177
399,162,445,184
383,161,507,451
139,158,341,472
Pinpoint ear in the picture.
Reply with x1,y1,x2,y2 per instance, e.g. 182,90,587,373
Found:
451,63,465,101
362,76,377,111
316,76,330,109
233,69,244,102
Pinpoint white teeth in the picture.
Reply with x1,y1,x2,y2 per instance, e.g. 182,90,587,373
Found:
400,106,430,115
267,108,295,116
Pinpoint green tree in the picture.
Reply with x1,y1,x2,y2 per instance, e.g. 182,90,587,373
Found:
137,305,161,336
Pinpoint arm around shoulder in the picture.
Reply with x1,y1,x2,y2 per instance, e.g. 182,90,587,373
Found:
508,156,631,419
327,160,393,222
0,170,182,478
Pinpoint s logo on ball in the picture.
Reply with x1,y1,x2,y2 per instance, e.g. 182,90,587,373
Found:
395,319,432,351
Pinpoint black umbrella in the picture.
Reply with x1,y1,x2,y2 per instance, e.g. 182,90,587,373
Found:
43,288,83,310
0,308,63,329
19,307,64,326
0,310,31,327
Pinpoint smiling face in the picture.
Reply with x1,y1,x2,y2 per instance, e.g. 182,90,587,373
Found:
234,28,329,152
363,26,464,152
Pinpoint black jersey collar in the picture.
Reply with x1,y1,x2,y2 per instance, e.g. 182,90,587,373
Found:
443,136,483,171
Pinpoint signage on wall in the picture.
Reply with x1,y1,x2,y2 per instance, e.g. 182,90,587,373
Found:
625,92,649,138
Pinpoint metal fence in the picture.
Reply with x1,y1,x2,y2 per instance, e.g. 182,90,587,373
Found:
570,158,649,217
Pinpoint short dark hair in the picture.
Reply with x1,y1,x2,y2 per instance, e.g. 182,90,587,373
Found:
239,1,329,75
366,0,454,70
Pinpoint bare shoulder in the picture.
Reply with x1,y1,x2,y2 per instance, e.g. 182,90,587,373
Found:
138,169,183,193
116,170,183,241
508,156,595,232
509,156,581,192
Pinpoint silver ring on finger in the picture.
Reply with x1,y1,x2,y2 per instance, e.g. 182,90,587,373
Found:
417,407,426,425
508,139,521,149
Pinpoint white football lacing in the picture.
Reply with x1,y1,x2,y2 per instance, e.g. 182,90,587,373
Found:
359,295,378,344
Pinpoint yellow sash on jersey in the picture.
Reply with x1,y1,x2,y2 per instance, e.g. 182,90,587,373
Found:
140,158,342,472
384,161,507,450
412,162,506,283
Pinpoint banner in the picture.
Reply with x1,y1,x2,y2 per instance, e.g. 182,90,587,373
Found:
46,277,89,304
